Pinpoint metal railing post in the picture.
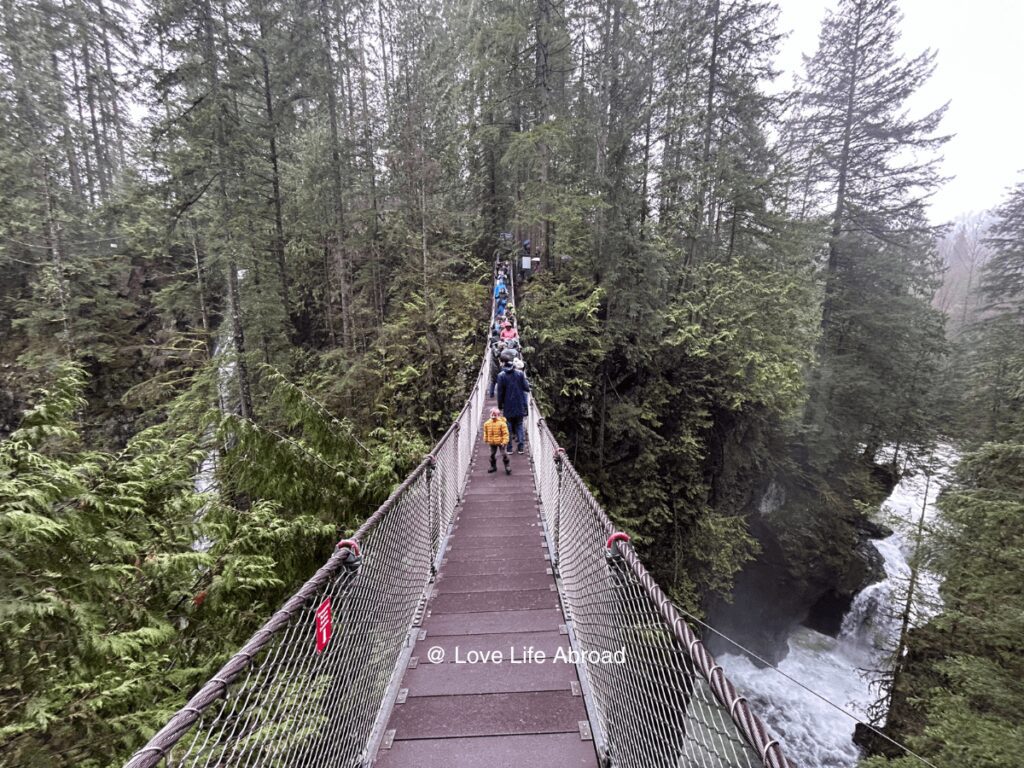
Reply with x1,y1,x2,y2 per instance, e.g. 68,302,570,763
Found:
426,455,437,580
553,447,565,572
453,422,462,504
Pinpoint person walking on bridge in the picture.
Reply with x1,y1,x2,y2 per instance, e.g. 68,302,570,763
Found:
499,320,518,341
496,357,530,455
483,408,512,474
488,340,505,397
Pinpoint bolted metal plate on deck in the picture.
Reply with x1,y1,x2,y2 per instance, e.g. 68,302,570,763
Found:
454,519,536,535
374,733,598,768
387,691,588,740
462,488,538,498
402,655,577,696
442,558,550,577
430,588,558,615
435,572,553,594
416,631,568,660
460,500,539,510
458,507,541,521
448,536,545,552
444,545,550,563
422,608,563,636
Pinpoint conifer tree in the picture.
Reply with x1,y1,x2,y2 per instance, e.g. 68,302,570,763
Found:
796,0,949,469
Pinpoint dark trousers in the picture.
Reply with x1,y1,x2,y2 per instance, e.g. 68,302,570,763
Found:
489,444,510,469
506,416,525,450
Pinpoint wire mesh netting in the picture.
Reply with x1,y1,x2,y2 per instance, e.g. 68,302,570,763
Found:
125,354,490,768
526,408,791,768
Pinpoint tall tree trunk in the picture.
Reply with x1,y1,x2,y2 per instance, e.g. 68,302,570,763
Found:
318,0,352,350
256,18,292,323
42,158,74,360
535,0,552,266
80,26,110,199
376,0,391,109
688,0,720,267
97,0,127,171
200,0,253,419
357,42,385,327
190,221,213,359
639,53,655,239
823,0,865,333
49,51,83,202
65,22,96,206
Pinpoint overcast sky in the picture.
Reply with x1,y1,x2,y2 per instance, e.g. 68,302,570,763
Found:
772,0,1024,224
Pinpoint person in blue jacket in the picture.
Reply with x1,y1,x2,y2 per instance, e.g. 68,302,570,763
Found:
496,357,530,455
494,279,506,299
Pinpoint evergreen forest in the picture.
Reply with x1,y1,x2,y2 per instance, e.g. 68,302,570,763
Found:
0,0,1021,766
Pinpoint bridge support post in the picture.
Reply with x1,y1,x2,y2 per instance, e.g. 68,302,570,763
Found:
453,422,462,504
426,455,437,581
553,448,565,573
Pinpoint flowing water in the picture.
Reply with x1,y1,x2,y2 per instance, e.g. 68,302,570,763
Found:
721,448,956,767
191,290,243,553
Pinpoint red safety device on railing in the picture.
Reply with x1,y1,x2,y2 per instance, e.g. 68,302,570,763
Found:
336,539,361,556
605,532,631,550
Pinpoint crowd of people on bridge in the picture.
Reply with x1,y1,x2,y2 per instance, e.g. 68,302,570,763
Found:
483,259,531,475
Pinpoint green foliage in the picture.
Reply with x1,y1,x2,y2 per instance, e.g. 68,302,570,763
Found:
526,239,815,610
336,283,489,441
0,351,440,765
862,440,1024,768
0,364,203,765
951,183,1024,443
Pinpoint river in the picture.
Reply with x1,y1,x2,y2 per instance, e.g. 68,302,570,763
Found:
721,448,956,767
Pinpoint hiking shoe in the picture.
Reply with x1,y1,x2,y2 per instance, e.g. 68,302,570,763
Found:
487,466,497,473
505,466,512,475
517,446,524,455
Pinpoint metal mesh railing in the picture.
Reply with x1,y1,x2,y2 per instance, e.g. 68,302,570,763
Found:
125,350,491,768
526,407,792,768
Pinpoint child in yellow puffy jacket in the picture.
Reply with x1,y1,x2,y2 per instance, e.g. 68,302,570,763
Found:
483,408,512,475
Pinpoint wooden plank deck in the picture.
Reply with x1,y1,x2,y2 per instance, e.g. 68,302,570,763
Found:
374,399,598,768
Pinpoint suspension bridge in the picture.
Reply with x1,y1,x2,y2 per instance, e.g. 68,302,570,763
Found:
125,264,792,768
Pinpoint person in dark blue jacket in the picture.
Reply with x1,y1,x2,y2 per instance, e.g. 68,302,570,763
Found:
496,357,531,454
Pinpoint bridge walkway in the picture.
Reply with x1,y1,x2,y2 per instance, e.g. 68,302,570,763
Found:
373,397,598,767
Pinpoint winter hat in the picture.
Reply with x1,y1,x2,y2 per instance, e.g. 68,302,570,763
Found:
490,407,501,418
